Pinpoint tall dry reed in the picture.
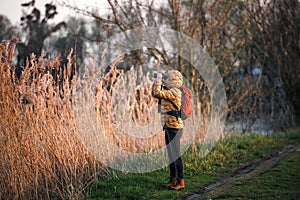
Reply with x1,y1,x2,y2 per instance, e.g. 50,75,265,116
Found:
0,38,100,199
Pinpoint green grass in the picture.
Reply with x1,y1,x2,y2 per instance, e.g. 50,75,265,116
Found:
84,170,216,200
83,131,300,200
208,150,300,199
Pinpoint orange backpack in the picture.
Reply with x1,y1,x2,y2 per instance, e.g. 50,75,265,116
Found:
167,86,193,120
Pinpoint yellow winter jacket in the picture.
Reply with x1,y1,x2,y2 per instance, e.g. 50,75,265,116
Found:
152,70,183,129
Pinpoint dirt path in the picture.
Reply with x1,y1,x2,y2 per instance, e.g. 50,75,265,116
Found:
183,143,300,200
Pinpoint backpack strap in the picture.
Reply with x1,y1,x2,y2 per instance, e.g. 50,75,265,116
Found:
168,99,180,111
157,85,164,113
168,87,182,110
158,98,162,113
165,87,182,120
166,110,181,120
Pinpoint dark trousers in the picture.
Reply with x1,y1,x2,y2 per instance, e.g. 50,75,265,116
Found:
165,128,184,179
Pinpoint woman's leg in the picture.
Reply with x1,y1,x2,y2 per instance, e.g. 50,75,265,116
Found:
173,129,183,178
165,129,176,177
165,128,183,178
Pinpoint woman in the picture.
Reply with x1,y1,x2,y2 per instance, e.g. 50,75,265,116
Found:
152,70,185,190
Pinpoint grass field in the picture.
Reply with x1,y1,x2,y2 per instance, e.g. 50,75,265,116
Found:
84,131,300,200
205,150,300,199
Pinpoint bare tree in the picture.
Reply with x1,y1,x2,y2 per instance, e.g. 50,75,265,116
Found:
240,0,300,128
89,1,258,117
0,15,15,41
68,0,298,131
16,0,66,78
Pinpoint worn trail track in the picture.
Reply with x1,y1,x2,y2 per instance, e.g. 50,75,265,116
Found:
183,143,300,200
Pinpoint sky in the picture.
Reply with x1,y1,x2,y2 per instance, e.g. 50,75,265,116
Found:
0,0,110,25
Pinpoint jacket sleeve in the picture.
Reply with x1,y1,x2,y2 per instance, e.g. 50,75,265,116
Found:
152,80,179,101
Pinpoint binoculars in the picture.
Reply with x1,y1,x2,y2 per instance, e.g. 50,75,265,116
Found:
153,72,168,80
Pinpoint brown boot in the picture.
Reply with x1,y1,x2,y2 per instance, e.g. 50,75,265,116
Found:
170,179,184,190
163,177,177,188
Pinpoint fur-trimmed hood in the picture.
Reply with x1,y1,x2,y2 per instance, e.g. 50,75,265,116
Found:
165,70,183,89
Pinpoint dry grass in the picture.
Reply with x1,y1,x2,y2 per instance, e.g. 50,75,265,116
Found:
0,39,100,199
0,38,214,199
75,57,211,158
